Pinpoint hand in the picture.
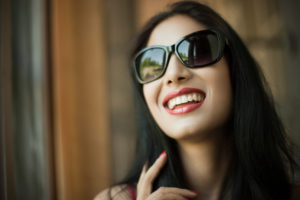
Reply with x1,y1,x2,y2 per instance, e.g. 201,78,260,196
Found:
136,151,198,200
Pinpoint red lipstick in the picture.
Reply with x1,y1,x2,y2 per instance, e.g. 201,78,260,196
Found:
163,88,206,115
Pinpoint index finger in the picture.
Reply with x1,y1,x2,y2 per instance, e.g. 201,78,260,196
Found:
144,151,167,184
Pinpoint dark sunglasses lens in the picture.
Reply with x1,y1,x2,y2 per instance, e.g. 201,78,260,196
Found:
177,32,219,66
136,48,165,82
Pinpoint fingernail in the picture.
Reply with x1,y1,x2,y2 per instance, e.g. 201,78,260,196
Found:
190,190,199,194
159,151,166,157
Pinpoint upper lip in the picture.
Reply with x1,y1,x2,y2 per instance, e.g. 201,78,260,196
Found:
162,87,206,107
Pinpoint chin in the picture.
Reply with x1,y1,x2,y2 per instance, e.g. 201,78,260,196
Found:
163,122,226,143
164,126,208,141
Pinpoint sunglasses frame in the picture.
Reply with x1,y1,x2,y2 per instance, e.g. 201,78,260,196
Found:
133,28,228,84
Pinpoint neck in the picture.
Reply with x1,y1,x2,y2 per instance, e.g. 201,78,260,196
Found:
177,131,232,200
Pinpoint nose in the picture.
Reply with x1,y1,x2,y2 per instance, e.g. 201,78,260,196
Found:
164,54,192,86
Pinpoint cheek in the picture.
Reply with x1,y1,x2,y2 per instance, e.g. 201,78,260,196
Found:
212,81,232,122
143,82,161,112
212,71,232,102
206,66,233,125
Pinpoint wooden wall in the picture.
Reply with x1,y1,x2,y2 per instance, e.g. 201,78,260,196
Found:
51,0,111,199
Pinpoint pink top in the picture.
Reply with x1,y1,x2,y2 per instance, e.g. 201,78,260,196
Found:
128,185,136,200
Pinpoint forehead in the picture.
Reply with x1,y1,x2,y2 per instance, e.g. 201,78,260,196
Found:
147,15,207,46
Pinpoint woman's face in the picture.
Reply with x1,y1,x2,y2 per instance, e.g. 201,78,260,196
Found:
143,15,232,142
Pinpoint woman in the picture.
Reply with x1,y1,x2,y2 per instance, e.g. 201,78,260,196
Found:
95,1,299,200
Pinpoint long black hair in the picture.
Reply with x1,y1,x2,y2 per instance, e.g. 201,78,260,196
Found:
118,1,297,199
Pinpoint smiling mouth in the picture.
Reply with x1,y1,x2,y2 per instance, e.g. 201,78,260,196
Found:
167,92,205,110
162,88,206,115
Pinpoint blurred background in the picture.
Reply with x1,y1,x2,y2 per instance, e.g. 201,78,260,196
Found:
1,0,300,200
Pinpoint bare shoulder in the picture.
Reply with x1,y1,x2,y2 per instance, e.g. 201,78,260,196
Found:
291,185,300,200
94,184,132,200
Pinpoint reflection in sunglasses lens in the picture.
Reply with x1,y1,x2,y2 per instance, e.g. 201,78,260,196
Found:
138,48,165,82
178,33,218,66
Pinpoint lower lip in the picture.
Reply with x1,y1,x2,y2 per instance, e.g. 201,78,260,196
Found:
164,99,205,115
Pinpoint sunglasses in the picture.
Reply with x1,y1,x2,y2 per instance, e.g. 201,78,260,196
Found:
133,29,228,84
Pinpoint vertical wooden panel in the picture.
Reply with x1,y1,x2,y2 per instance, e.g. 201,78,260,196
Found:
1,0,55,199
9,0,51,199
134,0,179,29
51,0,111,199
0,0,15,199
278,0,300,182
106,0,137,182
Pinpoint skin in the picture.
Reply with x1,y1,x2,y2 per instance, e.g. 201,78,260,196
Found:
138,15,233,200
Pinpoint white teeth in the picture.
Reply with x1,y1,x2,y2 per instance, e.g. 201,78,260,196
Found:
167,92,204,110
192,93,198,101
181,96,187,103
